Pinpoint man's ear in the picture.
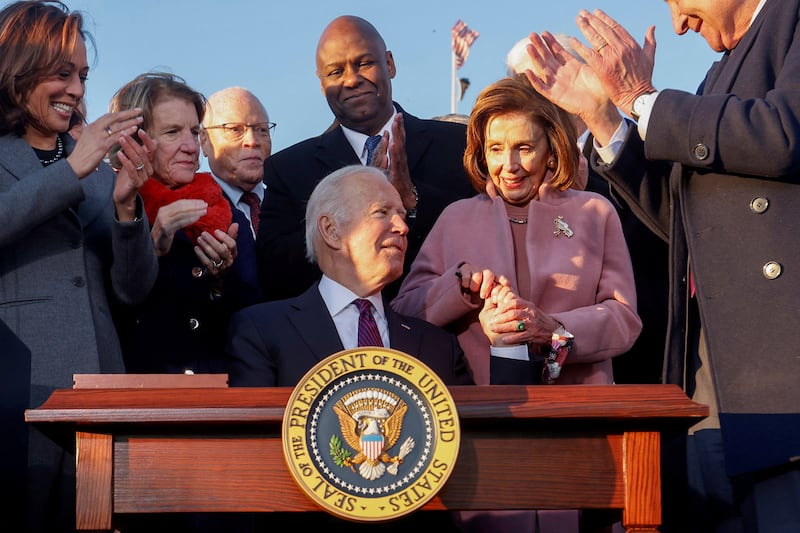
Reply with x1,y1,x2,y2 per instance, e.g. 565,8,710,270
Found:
198,129,211,157
386,50,397,79
319,215,342,250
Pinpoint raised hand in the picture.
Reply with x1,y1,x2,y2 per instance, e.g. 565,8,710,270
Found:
525,31,622,146
369,113,418,214
574,9,657,117
112,129,156,222
66,108,144,178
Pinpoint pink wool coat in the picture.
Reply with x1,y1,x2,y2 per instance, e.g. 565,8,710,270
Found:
392,184,642,386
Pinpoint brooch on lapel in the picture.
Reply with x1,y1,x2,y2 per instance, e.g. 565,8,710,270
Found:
553,216,574,238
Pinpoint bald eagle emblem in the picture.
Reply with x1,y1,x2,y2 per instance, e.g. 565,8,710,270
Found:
330,388,415,480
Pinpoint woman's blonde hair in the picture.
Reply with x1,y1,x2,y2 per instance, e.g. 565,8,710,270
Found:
464,74,579,193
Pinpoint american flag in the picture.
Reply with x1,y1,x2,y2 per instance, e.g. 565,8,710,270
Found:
361,434,384,461
452,20,479,69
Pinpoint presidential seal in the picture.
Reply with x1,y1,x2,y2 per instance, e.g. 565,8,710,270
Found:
282,347,461,522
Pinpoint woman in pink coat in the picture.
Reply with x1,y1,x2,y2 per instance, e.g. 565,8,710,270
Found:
392,75,641,388
391,72,642,533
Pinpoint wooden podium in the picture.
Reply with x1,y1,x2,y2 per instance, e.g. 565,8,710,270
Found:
25,381,706,532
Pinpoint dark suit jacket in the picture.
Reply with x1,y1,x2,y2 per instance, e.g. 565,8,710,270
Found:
257,104,474,301
225,192,264,302
592,0,800,476
582,138,669,385
226,283,474,388
116,184,264,374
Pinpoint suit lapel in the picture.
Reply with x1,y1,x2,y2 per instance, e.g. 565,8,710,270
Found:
393,105,430,174
287,285,346,362
704,4,769,95
0,134,42,180
385,301,419,355
314,128,361,170
312,105,432,174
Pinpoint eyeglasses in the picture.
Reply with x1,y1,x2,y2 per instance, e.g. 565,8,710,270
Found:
203,122,276,140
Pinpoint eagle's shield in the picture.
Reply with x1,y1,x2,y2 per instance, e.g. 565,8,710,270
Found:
361,433,384,462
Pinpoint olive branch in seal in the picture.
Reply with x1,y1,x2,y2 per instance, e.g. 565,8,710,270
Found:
329,435,352,467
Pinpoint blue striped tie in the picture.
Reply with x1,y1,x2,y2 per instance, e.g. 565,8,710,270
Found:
364,135,382,165
354,299,383,347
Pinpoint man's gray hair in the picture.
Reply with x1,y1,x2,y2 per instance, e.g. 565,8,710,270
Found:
304,165,387,264
506,34,584,76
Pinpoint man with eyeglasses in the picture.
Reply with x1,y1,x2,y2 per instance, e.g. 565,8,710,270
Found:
257,15,475,302
200,86,272,301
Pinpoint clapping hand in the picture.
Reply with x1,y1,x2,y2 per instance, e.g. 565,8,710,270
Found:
368,113,418,213
112,129,156,221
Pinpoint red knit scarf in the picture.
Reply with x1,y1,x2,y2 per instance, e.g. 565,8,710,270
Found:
139,172,232,244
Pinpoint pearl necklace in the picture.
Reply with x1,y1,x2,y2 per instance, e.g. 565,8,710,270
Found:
38,135,64,165
508,216,528,224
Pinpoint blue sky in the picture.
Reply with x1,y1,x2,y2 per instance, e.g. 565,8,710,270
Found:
61,0,719,164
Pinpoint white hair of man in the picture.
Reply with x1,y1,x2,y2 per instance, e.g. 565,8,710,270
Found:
506,34,584,76
304,165,388,264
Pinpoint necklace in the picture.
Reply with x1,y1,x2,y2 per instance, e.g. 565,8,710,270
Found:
38,135,64,165
508,216,528,224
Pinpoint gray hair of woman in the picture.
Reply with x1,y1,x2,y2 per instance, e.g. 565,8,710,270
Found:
106,72,205,169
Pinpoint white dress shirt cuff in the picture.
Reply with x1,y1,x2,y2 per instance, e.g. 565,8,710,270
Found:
594,119,629,164
490,344,529,361
635,91,659,141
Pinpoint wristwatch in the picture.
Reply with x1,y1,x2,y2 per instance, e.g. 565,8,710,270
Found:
631,91,656,122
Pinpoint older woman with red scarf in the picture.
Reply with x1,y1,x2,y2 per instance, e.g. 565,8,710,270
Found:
109,72,262,374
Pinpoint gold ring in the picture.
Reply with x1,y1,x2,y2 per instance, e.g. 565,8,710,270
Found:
595,41,608,52
135,162,145,171
517,321,525,331
105,126,113,137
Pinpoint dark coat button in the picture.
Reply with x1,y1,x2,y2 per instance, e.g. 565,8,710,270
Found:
72,276,85,287
189,318,200,330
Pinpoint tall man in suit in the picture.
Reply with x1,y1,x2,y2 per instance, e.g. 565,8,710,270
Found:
257,15,475,302
200,86,272,301
526,3,800,532
227,165,473,389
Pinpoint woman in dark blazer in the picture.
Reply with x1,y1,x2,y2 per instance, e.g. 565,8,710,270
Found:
109,72,262,374
0,2,158,530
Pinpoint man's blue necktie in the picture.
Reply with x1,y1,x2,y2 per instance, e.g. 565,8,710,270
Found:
364,135,382,165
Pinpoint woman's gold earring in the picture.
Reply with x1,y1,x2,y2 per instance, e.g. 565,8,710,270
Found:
548,159,556,169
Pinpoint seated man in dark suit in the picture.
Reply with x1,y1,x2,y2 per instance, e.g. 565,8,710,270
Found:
227,165,473,389
257,15,475,302
227,165,470,532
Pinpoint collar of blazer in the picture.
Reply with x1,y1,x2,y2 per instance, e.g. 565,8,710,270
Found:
314,103,436,173
289,284,419,362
